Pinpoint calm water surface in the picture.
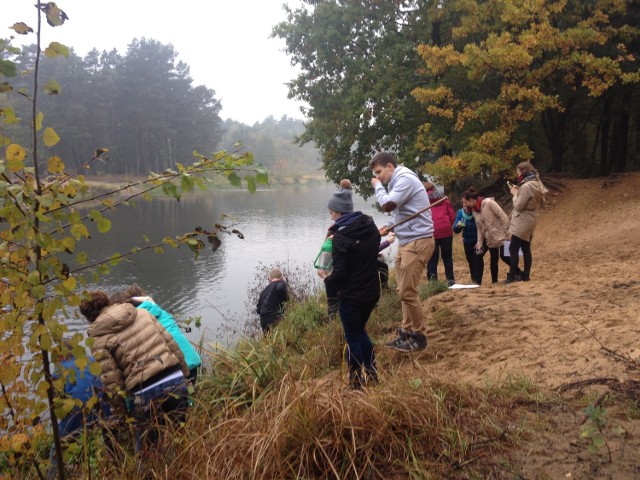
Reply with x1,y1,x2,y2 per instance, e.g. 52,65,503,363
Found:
71,184,395,345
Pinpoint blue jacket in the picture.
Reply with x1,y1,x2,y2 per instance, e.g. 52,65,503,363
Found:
137,301,202,371
56,357,111,437
373,166,434,246
452,209,478,245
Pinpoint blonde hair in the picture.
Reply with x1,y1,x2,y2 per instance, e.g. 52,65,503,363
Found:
339,179,352,189
269,268,283,280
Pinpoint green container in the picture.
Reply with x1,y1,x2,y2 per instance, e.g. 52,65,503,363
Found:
314,237,333,270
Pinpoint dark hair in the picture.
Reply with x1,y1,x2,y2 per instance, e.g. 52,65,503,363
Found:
461,187,479,200
368,152,397,169
79,291,110,323
127,284,146,297
109,290,131,305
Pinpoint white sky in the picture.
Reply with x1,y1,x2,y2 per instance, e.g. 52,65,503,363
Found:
6,0,306,125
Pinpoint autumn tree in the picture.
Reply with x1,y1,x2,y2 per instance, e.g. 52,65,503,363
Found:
413,0,640,184
273,0,445,193
1,4,265,479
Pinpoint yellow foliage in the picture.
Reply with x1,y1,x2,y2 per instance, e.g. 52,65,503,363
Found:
43,127,60,147
5,144,26,172
48,155,64,174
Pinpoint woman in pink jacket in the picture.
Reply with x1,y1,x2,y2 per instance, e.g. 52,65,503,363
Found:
424,182,456,286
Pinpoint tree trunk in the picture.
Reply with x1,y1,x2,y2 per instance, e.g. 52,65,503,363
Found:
542,110,566,172
599,97,611,176
612,98,630,173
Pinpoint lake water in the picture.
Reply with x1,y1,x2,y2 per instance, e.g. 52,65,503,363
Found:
70,183,395,345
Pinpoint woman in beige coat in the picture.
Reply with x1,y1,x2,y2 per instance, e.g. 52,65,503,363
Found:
461,188,510,284
80,290,190,451
506,161,544,283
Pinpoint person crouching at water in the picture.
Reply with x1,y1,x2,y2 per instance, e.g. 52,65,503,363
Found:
110,286,202,385
80,290,190,452
318,179,381,389
256,268,289,334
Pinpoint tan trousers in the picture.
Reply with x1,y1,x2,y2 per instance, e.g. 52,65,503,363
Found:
395,237,435,334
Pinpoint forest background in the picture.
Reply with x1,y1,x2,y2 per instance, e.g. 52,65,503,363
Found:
5,0,640,190
2,0,640,479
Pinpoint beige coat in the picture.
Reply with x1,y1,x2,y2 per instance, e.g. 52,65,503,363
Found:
88,303,189,409
473,198,509,249
509,178,544,241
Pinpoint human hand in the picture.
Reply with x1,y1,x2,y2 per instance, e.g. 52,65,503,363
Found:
317,269,329,279
379,226,389,236
371,177,381,188
387,232,396,244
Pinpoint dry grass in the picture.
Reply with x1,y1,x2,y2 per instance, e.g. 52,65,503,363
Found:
36,279,541,480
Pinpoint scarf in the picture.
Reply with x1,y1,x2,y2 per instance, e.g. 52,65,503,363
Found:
472,196,484,213
517,171,536,186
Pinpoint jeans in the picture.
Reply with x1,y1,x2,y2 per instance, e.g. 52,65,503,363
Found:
426,236,455,283
129,375,189,452
338,301,377,388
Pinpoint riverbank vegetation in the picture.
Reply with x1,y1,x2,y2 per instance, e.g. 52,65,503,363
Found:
6,279,545,479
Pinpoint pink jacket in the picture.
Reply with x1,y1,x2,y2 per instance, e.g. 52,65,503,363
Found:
429,195,455,239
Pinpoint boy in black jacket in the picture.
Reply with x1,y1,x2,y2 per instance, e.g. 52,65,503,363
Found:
256,269,289,334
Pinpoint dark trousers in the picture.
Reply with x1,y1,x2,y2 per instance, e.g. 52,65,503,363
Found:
426,236,455,282
476,243,510,284
338,301,377,388
509,235,531,280
260,313,282,334
129,376,189,452
463,242,484,284
325,283,339,319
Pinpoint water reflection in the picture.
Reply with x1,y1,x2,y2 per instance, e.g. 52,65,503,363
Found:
71,184,394,345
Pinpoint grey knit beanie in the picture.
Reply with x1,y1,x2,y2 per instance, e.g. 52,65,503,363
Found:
327,179,353,213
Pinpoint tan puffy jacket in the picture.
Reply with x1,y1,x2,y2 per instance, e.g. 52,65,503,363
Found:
87,303,189,409
509,178,543,241
473,197,509,249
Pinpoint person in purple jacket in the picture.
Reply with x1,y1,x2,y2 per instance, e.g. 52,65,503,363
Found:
423,182,456,286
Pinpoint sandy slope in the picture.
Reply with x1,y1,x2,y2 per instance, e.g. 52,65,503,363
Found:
415,173,640,478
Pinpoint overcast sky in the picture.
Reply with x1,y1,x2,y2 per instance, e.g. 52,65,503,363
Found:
7,0,306,125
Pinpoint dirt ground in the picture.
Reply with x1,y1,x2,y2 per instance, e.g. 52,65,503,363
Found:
415,173,640,479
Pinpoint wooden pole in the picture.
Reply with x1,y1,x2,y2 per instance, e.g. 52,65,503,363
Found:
384,196,448,232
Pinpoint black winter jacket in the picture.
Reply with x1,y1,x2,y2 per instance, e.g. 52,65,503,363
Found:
256,279,289,317
325,212,381,306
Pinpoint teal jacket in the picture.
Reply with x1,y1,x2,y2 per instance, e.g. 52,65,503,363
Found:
137,301,202,370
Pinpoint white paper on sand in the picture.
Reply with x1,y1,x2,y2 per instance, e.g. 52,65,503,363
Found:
448,284,480,289
503,240,523,257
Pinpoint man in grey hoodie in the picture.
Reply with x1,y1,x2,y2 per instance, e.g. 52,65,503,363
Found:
370,152,434,352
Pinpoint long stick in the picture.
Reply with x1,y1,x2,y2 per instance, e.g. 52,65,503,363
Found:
384,196,448,232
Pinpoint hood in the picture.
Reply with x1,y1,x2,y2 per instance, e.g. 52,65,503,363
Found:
333,211,375,240
427,189,443,202
388,165,419,190
88,303,137,337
